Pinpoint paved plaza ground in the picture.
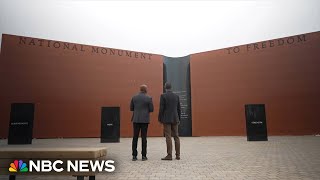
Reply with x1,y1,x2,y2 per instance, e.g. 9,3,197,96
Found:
0,136,320,180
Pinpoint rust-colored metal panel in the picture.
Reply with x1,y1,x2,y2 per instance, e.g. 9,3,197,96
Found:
1,32,320,138
191,32,320,136
0,34,163,138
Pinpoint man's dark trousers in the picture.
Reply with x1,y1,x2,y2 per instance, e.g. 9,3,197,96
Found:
132,123,149,157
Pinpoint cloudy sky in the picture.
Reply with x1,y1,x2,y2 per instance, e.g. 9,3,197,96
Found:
0,0,319,57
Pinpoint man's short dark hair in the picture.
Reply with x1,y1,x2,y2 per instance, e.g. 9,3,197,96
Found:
165,82,172,90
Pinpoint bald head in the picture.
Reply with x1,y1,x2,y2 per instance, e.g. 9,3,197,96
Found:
140,84,148,93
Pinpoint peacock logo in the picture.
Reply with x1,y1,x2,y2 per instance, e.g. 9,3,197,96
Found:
9,160,28,172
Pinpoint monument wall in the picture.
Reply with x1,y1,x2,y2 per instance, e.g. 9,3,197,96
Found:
0,34,163,138
191,32,320,136
1,31,319,138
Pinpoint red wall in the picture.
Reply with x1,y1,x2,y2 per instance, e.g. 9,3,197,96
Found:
0,34,163,138
191,32,320,136
1,32,320,138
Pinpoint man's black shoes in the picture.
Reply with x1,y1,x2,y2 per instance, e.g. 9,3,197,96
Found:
142,156,148,161
132,156,137,161
132,156,148,161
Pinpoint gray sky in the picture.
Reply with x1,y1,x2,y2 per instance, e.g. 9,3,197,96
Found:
0,0,319,57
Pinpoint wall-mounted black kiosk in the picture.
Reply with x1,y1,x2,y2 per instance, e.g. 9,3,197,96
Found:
245,104,268,141
8,103,35,144
101,107,120,143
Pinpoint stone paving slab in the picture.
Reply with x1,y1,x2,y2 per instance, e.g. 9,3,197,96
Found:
0,136,319,180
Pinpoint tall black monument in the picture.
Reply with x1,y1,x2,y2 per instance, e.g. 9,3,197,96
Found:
163,56,192,136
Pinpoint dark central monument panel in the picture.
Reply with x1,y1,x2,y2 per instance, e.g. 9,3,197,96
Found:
163,56,192,136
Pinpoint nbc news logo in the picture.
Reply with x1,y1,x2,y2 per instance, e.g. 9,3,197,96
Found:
8,159,115,173
9,160,28,172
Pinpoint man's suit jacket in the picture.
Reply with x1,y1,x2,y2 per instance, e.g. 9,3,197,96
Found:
158,90,181,124
130,92,154,123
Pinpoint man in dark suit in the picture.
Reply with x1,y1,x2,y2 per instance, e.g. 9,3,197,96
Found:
158,82,181,160
130,84,154,161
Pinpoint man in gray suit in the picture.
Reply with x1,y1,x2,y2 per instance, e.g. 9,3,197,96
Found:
158,82,181,160
130,84,154,161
